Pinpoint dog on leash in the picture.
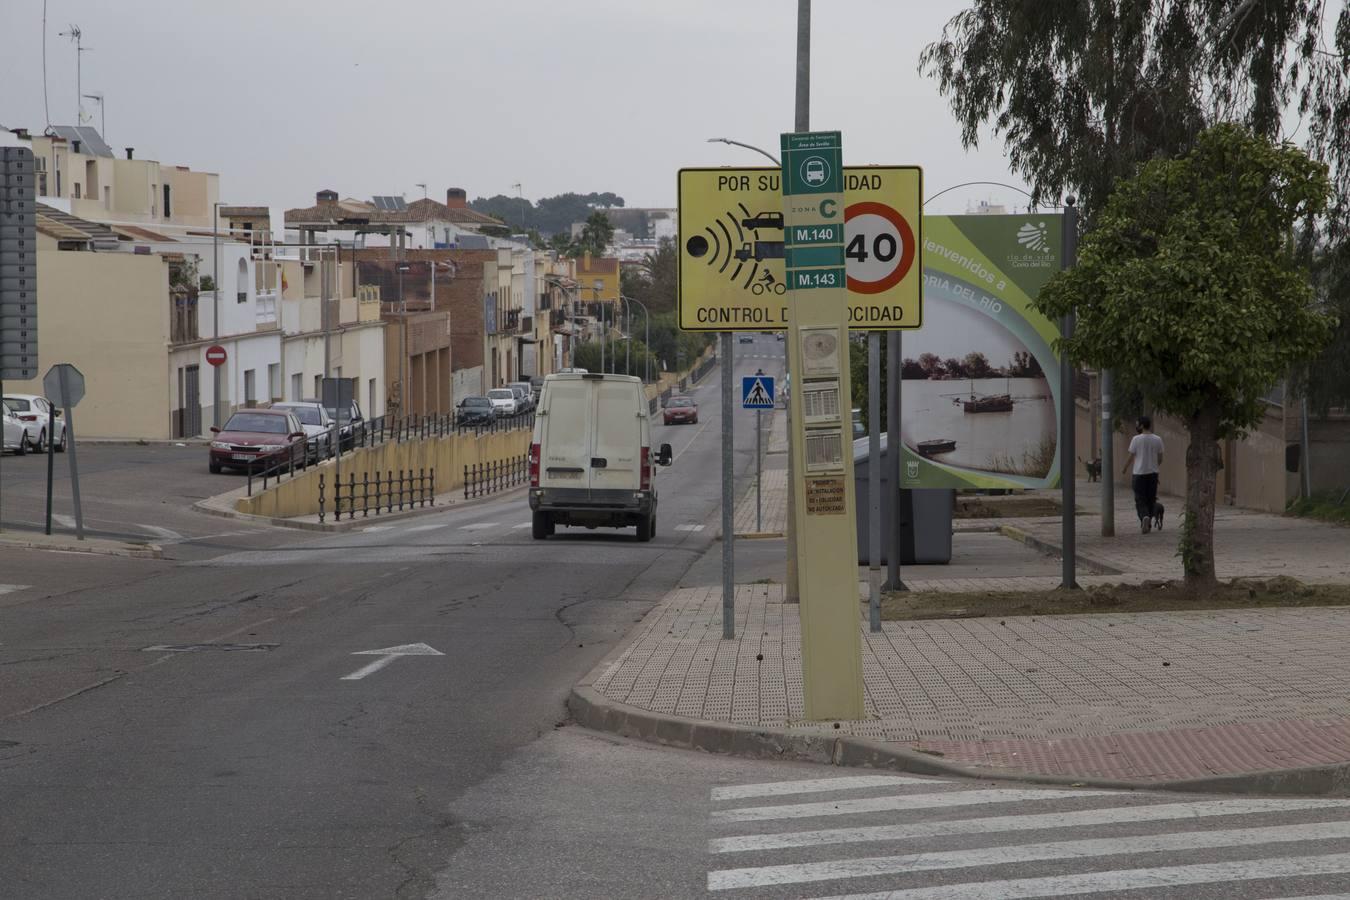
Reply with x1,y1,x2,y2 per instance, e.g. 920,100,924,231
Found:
1152,501,1165,531
1079,456,1102,482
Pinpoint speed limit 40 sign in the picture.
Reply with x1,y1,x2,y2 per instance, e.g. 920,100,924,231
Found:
678,165,922,330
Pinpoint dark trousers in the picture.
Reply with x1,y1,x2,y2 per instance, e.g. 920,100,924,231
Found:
1132,472,1159,521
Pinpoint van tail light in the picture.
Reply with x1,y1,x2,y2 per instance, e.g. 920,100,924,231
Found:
640,446,652,491
529,442,540,487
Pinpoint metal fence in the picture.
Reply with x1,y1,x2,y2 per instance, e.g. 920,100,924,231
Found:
318,468,436,523
464,455,529,499
246,409,535,496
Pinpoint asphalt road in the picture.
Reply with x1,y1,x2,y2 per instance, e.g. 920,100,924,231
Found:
0,340,792,899
5,339,1350,898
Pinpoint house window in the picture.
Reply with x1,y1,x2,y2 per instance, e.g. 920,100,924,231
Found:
163,184,172,218
244,369,257,408
291,372,302,401
314,374,322,398
268,363,280,402
73,182,81,199
369,378,377,419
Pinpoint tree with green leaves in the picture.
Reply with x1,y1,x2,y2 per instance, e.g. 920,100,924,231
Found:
569,211,615,258
1036,124,1334,593
922,0,1350,410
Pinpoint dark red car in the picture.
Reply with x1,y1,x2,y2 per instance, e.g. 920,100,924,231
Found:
662,395,698,426
209,408,308,473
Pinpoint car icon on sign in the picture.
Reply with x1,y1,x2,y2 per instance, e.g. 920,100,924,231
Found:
804,158,826,184
741,211,784,230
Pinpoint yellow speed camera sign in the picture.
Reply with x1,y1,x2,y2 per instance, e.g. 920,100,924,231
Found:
677,166,922,331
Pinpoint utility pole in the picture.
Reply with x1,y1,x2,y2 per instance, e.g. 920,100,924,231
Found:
212,202,222,429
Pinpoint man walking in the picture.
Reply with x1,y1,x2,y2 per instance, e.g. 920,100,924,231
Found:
1122,416,1164,533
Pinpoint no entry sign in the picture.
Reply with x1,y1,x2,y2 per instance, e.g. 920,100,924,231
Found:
205,345,227,367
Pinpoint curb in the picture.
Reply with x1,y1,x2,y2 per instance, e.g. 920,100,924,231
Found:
192,483,531,533
568,685,1350,798
569,597,1350,798
0,535,163,560
732,531,786,540
999,524,1123,576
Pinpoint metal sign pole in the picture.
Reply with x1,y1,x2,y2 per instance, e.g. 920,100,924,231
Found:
1101,368,1115,536
886,331,905,591
1059,198,1079,588
868,333,882,631
756,408,763,532
45,402,55,534
721,331,735,639
59,367,84,540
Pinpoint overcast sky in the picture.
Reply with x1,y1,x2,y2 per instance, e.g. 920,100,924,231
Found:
1,0,1030,214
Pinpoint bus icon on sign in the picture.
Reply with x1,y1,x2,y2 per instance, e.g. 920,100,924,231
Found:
804,158,826,184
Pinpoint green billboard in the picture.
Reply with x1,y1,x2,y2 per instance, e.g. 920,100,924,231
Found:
899,214,1064,490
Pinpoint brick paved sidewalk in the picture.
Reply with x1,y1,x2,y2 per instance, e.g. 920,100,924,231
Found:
587,585,1350,783
999,479,1350,584
733,409,788,537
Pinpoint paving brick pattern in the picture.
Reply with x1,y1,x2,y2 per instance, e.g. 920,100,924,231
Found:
734,469,788,537
592,586,1350,780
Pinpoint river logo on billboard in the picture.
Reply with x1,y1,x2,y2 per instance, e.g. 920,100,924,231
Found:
900,214,1065,491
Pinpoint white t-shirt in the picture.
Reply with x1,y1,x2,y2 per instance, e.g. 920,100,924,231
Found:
1128,433,1164,475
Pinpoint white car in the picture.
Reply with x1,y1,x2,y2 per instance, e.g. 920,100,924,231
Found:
487,388,520,417
1,403,29,455
3,394,67,452
271,401,336,460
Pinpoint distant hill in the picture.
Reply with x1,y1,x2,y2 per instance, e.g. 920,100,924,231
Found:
471,192,624,236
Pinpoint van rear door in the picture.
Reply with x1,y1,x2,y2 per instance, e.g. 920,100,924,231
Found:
590,379,643,493
538,378,592,490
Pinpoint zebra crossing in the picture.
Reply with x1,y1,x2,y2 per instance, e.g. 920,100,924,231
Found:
706,774,1350,897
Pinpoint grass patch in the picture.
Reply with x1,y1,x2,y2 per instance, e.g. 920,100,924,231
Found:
881,576,1350,621
1287,489,1350,526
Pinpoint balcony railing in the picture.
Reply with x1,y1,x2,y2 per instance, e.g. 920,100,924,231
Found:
256,290,278,327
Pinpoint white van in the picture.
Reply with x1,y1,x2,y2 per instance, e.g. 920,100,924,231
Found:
528,373,672,541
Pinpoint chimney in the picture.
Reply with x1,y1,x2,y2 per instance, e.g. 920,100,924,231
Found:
71,139,81,154
445,188,467,209
316,189,338,203
125,147,134,159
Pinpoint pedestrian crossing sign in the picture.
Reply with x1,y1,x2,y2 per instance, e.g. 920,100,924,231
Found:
742,375,775,409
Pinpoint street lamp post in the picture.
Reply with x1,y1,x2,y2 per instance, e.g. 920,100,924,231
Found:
621,294,651,383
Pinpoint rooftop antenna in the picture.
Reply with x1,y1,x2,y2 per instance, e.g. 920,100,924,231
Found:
82,92,105,139
414,183,427,200
42,1,51,128
511,182,525,231
57,24,93,125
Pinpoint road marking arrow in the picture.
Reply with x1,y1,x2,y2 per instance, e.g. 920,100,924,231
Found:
340,642,444,681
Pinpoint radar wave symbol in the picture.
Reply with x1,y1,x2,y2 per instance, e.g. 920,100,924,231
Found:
1017,222,1049,252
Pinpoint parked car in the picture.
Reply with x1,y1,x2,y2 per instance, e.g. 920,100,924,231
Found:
508,383,533,413
662,395,699,426
529,372,673,541
738,334,754,344
528,375,546,404
487,388,520,417
208,409,308,474
319,398,364,449
271,401,336,461
1,403,28,455
456,396,496,427
775,332,785,342
2,394,67,452
559,367,588,374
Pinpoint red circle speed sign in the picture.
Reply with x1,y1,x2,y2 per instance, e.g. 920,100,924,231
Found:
205,345,227,367
844,201,917,295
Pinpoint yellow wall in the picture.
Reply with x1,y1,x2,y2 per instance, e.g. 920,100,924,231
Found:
237,427,531,519
8,250,172,439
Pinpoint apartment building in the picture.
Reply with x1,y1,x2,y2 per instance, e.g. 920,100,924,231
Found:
6,125,218,229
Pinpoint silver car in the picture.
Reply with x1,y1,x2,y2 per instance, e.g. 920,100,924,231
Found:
271,401,336,460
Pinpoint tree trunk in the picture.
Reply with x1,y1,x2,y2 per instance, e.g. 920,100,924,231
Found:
1182,403,1223,595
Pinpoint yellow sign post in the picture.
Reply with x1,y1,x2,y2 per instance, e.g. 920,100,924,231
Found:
677,166,922,331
